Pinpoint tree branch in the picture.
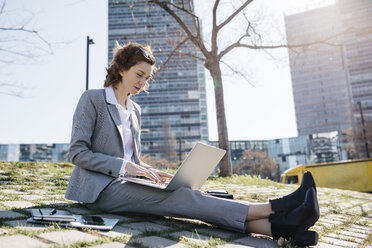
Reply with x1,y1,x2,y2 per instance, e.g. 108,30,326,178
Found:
155,37,190,73
0,27,53,54
169,0,203,53
0,83,25,97
187,0,200,39
218,28,348,60
220,60,255,87
217,0,254,32
175,51,205,61
0,90,23,97
151,0,210,58
218,31,249,59
241,11,262,47
0,1,5,15
239,40,342,50
0,47,38,59
211,0,220,56
166,0,198,19
0,58,18,64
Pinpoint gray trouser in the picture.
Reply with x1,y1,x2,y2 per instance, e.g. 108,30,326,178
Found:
85,178,250,232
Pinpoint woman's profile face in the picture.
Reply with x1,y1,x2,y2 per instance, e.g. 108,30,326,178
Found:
119,61,153,95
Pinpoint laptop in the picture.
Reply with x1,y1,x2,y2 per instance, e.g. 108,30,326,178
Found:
120,142,226,190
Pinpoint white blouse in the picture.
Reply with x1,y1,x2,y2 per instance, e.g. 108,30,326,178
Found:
105,86,135,175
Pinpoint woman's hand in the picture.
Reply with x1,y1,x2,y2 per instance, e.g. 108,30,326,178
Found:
125,162,162,183
149,168,173,183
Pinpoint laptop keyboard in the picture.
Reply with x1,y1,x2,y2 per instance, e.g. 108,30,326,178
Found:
148,180,168,186
124,177,169,186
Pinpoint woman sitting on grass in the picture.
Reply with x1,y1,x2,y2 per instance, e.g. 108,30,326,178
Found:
65,41,320,246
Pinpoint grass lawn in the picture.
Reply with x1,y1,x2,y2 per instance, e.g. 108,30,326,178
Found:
0,161,371,248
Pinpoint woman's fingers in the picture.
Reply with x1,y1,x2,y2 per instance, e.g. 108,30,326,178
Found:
143,169,161,183
148,168,165,182
126,163,169,183
159,171,173,179
153,171,166,182
146,170,158,182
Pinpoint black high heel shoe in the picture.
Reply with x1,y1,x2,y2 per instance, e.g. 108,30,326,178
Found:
269,187,320,246
270,171,316,212
302,187,320,230
293,229,319,247
271,225,319,247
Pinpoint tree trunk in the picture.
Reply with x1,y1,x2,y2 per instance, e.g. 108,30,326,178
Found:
208,61,232,177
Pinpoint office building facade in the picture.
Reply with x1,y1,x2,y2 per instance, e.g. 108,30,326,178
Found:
211,137,341,175
267,136,309,173
0,130,346,176
285,1,372,136
338,0,372,123
210,130,346,175
209,140,268,164
108,0,208,161
285,4,354,136
0,144,68,163
0,144,20,161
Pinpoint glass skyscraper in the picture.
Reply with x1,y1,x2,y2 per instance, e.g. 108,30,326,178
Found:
285,3,353,136
285,0,372,136
108,0,208,161
338,0,372,123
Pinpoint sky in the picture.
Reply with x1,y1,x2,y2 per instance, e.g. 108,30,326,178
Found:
0,0,331,144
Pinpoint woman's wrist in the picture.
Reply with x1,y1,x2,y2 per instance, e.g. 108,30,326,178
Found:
120,160,128,175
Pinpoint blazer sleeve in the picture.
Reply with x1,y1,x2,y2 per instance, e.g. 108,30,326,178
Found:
140,161,152,169
69,91,123,177
131,100,153,170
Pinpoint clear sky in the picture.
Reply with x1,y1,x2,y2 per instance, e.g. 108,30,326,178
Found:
0,0,330,144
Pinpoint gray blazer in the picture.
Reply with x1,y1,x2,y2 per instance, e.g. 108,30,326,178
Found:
65,89,151,203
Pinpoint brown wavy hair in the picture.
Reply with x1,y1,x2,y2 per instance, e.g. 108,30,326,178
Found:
104,41,156,92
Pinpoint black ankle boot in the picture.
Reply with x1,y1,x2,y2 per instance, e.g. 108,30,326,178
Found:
269,187,320,246
271,224,318,246
293,229,319,247
270,187,319,229
270,171,316,212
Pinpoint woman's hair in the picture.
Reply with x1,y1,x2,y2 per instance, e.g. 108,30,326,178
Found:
104,41,156,92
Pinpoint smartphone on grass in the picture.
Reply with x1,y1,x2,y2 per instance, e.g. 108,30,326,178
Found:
82,215,105,225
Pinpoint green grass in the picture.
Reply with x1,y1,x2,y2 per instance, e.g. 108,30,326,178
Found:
50,236,114,248
0,161,73,192
0,161,371,248
209,174,283,187
0,161,285,189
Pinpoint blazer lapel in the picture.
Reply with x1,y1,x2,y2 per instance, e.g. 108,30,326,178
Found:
130,111,140,161
107,104,124,147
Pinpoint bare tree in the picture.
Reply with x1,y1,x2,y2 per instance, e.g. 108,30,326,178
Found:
146,0,354,177
114,0,358,176
0,0,53,97
141,154,180,170
234,149,278,180
343,120,372,159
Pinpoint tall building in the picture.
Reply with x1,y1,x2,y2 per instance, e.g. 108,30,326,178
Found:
267,136,309,173
285,3,354,136
0,135,345,175
0,145,7,161
338,0,372,123
19,144,53,162
209,140,268,164
108,0,208,161
286,0,372,136
210,130,346,175
0,143,68,163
